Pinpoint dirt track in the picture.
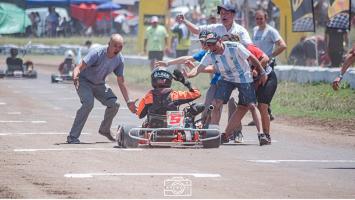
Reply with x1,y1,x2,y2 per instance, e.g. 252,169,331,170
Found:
0,60,354,198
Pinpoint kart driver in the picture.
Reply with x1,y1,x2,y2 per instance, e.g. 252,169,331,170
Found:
58,50,75,75
6,48,23,72
136,67,201,128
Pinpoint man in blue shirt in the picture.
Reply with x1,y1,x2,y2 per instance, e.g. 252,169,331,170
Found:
67,34,136,144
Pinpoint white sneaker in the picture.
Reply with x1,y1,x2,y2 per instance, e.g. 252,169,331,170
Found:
234,131,244,143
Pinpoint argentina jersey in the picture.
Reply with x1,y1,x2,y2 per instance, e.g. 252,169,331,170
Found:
200,41,253,83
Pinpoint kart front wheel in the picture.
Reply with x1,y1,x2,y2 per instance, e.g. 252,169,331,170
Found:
118,125,139,148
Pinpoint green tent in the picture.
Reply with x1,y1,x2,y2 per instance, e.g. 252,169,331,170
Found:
0,3,31,34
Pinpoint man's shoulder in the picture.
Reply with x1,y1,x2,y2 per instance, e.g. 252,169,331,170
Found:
225,41,242,48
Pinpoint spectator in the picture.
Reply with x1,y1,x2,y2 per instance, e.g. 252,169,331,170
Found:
45,7,60,37
143,16,169,70
325,24,349,68
185,32,269,146
252,9,286,124
66,34,136,144
332,45,355,90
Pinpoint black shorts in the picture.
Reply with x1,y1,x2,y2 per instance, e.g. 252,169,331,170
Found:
148,51,164,61
256,70,277,105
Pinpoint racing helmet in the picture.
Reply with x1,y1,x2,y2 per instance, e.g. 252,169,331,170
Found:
64,50,74,60
10,48,18,57
151,67,173,88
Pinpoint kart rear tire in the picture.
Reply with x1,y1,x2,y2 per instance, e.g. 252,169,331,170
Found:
202,125,220,148
119,125,139,148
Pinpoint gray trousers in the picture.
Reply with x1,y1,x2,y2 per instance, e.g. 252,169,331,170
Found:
69,79,120,139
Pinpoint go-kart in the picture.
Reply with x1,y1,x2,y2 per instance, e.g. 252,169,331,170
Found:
51,71,73,83
117,103,221,148
0,64,37,79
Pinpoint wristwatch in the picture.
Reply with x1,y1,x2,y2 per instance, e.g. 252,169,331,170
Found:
126,99,134,104
338,74,343,80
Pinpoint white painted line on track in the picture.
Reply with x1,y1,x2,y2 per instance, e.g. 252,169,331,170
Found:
14,148,142,152
248,160,355,163
7,112,21,115
30,120,47,124
0,102,6,105
64,172,221,178
0,132,89,136
0,120,47,123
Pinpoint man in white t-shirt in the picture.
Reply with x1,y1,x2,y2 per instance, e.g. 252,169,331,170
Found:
176,3,252,46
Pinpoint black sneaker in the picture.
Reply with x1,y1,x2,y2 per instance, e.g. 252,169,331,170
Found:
220,133,230,144
258,133,269,146
67,136,80,144
265,134,272,144
99,131,116,142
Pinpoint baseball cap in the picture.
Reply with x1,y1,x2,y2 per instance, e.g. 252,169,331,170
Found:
217,3,236,14
199,30,210,40
151,16,159,23
204,32,220,44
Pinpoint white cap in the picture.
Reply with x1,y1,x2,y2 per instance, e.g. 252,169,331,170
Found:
151,16,159,23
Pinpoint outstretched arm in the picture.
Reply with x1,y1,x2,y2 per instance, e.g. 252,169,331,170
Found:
332,48,355,90
155,55,194,67
176,14,199,35
117,76,136,113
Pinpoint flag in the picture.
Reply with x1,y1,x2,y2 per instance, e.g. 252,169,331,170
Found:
290,0,315,32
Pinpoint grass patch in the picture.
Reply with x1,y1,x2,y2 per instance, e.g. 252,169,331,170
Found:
271,81,355,119
0,36,138,55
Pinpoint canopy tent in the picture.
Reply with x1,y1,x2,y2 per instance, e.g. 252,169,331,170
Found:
0,0,110,9
70,3,97,27
0,3,31,34
96,2,121,11
70,3,119,27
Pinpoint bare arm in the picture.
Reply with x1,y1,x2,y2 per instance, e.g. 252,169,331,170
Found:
176,14,199,35
272,38,287,57
249,54,267,85
186,64,206,78
155,56,195,67
259,54,269,68
72,60,87,79
117,76,136,113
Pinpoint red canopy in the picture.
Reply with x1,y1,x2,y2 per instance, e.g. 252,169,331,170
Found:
70,3,97,27
70,3,119,27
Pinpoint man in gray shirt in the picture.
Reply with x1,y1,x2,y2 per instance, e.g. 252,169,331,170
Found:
67,34,136,144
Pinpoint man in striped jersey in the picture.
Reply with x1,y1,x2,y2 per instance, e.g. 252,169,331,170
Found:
186,32,269,145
